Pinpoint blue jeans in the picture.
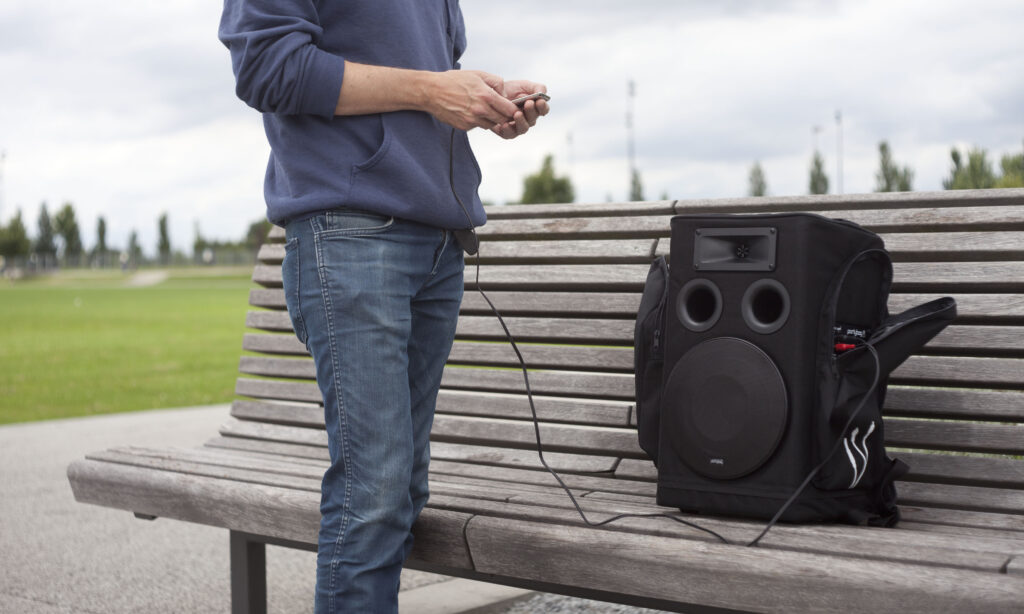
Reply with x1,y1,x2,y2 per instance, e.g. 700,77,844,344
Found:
282,209,464,614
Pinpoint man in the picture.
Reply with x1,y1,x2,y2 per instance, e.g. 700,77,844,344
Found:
218,1,548,612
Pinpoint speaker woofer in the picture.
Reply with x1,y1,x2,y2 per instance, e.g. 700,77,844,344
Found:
676,278,722,332
741,279,790,334
663,337,788,480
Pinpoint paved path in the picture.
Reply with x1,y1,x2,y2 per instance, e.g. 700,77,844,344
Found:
0,405,531,613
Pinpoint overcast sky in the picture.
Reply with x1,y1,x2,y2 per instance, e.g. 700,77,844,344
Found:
1,0,1022,254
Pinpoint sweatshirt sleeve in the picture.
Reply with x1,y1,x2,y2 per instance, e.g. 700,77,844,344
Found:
218,0,346,117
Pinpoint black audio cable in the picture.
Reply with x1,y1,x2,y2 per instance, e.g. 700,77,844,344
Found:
446,128,882,549
447,129,731,543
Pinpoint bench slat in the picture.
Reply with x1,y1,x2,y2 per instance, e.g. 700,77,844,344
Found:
233,392,633,428
235,374,1024,426
244,329,1024,381
463,515,1024,614
249,288,1024,324
205,435,329,462
430,458,1024,519
477,205,1024,241
485,190,1024,219
616,453,1024,491
886,419,1024,455
258,230,1024,266
425,496,1019,576
253,261,1024,292
221,404,1024,475
244,311,1024,358
68,458,476,572
240,343,1024,397
424,486,1024,561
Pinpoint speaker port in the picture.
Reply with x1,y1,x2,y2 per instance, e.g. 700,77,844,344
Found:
677,279,722,332
741,279,790,334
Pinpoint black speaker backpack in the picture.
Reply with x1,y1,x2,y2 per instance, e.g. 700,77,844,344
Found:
634,212,956,527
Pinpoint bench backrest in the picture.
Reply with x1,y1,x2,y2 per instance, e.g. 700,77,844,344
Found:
223,189,1024,518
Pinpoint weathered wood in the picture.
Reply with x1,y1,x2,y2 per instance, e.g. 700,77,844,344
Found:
428,441,620,474
485,190,1024,220
886,419,1024,455
440,369,635,400
480,206,1024,241
205,435,329,462
261,238,661,265
464,516,1024,614
425,490,1024,567
247,288,1024,322
896,481,1024,516
231,399,322,427
242,333,307,356
896,452,1024,490
242,331,1024,387
438,389,631,425
246,309,1024,357
253,260,1024,291
235,377,322,403
68,458,322,544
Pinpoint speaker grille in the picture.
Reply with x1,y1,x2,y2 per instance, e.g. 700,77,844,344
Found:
663,337,788,480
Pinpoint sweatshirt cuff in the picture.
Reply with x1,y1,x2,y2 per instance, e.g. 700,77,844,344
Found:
301,48,346,118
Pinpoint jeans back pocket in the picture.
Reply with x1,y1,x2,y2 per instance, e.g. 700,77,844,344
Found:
281,236,308,347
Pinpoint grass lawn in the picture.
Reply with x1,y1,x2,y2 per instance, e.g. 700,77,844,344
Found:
0,267,255,424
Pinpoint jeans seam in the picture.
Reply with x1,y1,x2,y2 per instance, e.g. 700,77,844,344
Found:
284,237,308,346
428,230,450,279
313,216,354,613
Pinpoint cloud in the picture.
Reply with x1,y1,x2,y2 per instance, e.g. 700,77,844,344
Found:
465,0,1024,202
1,0,1021,254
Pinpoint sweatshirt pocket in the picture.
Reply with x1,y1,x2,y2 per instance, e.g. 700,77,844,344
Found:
349,112,478,229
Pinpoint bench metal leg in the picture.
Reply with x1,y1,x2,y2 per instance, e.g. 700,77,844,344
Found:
230,531,267,614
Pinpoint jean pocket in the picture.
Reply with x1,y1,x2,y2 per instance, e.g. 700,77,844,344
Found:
319,207,394,237
281,236,308,346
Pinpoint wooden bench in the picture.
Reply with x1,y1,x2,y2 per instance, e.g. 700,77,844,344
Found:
68,189,1024,613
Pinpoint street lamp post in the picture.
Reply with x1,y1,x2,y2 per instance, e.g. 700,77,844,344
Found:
835,110,844,194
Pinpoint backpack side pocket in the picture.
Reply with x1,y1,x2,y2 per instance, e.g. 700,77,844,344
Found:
635,256,669,465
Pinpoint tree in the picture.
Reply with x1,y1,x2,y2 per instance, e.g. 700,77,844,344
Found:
157,212,171,265
54,201,83,266
995,150,1024,188
193,220,207,259
748,161,767,197
95,216,108,267
943,147,996,190
244,218,273,252
520,154,574,204
629,169,645,202
873,141,914,192
128,230,143,268
809,151,829,195
34,203,57,267
0,209,32,263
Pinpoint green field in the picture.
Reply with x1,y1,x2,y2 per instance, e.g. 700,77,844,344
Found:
0,268,255,424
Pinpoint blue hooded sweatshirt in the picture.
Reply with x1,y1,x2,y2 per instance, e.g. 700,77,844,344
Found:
218,0,485,229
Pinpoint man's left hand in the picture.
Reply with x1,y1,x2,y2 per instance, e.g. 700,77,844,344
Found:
492,80,549,139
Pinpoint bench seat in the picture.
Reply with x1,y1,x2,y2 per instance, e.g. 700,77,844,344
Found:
69,189,1024,613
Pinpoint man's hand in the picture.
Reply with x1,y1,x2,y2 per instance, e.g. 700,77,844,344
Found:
491,80,549,140
425,70,520,131
335,63,547,138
